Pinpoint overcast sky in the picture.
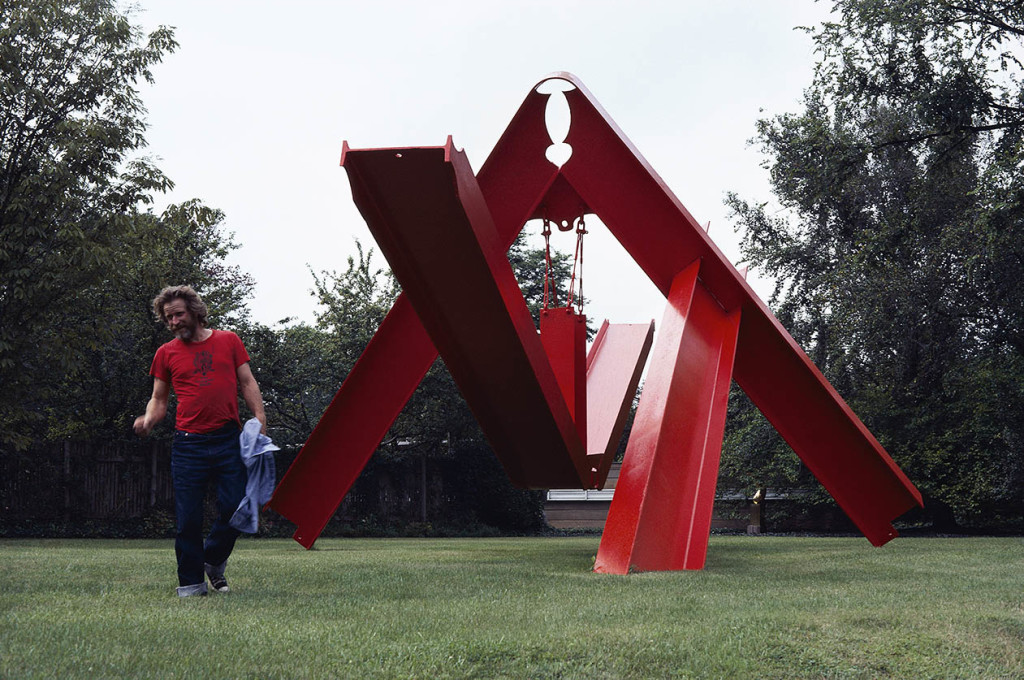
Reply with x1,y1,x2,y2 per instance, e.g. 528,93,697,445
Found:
134,0,834,330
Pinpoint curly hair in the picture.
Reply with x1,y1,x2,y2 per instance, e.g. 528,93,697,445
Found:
152,285,209,327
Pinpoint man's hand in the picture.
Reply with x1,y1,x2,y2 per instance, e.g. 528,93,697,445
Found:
133,415,152,437
135,378,169,438
133,413,149,436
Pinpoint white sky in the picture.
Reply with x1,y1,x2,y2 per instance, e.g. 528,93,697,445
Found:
135,0,833,329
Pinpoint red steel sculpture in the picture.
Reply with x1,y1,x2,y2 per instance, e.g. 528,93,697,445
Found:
268,73,923,572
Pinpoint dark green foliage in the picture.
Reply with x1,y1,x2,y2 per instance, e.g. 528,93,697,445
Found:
440,441,547,532
0,0,253,446
237,322,341,448
47,201,254,444
723,0,1024,530
0,0,179,447
237,242,396,449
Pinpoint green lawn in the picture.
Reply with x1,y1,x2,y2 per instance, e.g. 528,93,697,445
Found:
1,536,1022,678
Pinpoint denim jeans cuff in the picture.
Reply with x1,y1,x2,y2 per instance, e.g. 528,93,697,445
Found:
177,582,208,598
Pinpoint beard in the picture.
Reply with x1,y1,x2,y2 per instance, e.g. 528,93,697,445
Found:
173,320,199,341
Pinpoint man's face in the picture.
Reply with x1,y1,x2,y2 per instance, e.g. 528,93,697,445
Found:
163,299,197,341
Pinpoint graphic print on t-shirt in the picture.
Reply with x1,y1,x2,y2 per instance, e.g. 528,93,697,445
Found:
193,350,214,386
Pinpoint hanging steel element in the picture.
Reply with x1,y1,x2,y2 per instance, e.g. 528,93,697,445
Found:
267,73,923,572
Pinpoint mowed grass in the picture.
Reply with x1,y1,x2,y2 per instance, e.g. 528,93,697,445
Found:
1,536,1022,679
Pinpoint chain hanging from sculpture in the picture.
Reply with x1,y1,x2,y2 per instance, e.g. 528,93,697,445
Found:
541,213,587,314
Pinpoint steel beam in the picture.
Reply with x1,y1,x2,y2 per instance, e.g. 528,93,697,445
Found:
594,262,740,573
267,294,435,547
341,140,588,488
266,101,561,544
584,320,655,487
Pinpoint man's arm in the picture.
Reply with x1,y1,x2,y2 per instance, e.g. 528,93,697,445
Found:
237,362,267,434
134,378,170,437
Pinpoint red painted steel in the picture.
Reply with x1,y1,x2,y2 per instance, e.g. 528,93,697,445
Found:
584,320,655,487
541,73,923,548
268,294,436,547
341,141,588,489
594,262,741,573
267,116,561,543
540,307,588,448
269,72,922,564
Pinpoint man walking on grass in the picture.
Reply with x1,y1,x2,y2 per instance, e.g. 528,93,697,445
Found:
134,285,267,598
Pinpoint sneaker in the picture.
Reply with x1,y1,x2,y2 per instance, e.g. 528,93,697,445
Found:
208,573,229,593
205,563,230,593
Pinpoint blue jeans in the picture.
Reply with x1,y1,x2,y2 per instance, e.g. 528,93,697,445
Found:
171,424,246,587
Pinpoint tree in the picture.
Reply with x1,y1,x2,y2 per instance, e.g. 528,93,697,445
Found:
239,322,339,449
0,0,177,447
723,0,1024,529
44,200,255,443
241,242,400,448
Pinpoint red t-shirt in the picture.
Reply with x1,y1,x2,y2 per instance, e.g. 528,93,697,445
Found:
150,329,251,434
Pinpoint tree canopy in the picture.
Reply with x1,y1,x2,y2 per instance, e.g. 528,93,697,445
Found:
0,0,180,447
723,0,1024,529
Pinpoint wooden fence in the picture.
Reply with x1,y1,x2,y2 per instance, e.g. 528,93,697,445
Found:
1,441,176,520
0,442,864,536
0,440,546,535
